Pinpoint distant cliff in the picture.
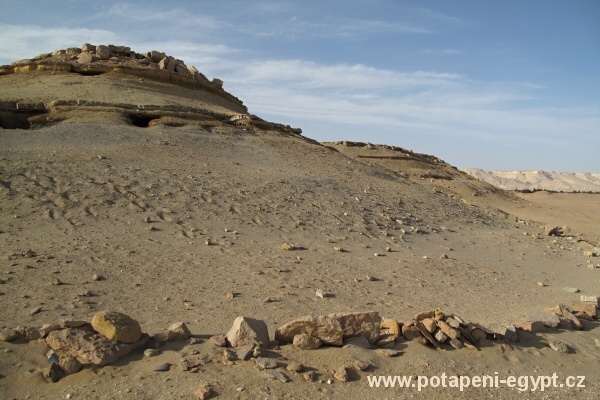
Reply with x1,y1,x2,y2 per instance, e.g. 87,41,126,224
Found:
460,169,600,193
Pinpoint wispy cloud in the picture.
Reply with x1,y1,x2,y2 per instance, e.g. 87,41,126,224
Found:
422,48,464,55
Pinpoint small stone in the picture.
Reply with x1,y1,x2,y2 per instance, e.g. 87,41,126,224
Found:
304,370,318,382
333,247,344,252
449,338,464,349
281,243,295,251
365,275,376,281
563,287,579,293
315,289,326,298
92,274,103,281
537,282,545,287
548,341,570,353
343,336,371,349
30,307,42,315
375,334,396,347
153,363,171,371
422,318,437,334
144,348,160,357
286,362,304,373
254,357,278,370
235,345,255,361
526,312,561,329
266,370,289,383
0,329,19,342
222,348,237,362
380,318,400,336
413,310,435,320
166,322,191,341
192,383,212,400
293,333,322,350
402,326,423,341
209,334,227,347
440,254,449,259
433,329,448,343
513,319,544,333
333,366,349,382
52,278,62,286
44,362,63,382
580,295,600,306
60,320,88,328
226,292,235,300
376,349,402,357
58,357,82,375
351,360,371,371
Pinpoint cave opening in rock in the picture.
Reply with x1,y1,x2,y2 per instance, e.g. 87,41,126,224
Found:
0,110,46,129
128,114,156,128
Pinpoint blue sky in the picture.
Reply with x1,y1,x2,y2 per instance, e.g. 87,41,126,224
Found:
1,0,598,171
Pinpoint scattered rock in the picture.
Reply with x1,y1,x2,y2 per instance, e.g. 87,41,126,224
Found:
52,278,62,286
44,362,63,383
235,345,255,361
513,319,544,333
303,371,318,382
293,333,322,350
281,243,295,251
315,289,327,299
286,362,304,373
580,295,600,306
333,366,349,382
343,336,371,349
154,363,171,371
226,316,270,348
222,348,237,363
254,357,278,370
91,311,142,344
537,282,545,287
449,338,464,349
58,356,82,375
436,320,460,340
192,383,213,400
413,310,435,320
414,321,442,349
548,341,570,353
422,318,437,334
380,318,400,336
563,287,579,293
166,322,191,341
266,370,289,383
526,312,560,329
351,360,371,371
376,349,402,357
0,329,19,342
60,320,88,329
275,315,343,346
402,326,423,341
570,301,597,319
144,349,160,357
433,329,448,343
209,334,228,347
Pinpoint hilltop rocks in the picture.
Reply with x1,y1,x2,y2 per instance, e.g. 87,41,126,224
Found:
91,311,142,344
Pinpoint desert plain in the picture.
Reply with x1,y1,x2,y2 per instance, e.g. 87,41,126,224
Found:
0,46,598,399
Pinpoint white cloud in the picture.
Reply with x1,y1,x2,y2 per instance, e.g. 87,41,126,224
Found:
0,23,117,64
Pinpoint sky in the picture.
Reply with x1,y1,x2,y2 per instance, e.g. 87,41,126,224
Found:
1,0,599,172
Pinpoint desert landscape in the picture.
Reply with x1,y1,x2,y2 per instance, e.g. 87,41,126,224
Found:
0,45,598,400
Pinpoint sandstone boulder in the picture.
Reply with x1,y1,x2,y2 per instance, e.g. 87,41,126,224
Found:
91,311,142,343
226,316,270,348
330,311,381,343
46,326,149,366
293,333,322,350
95,45,111,60
275,315,343,346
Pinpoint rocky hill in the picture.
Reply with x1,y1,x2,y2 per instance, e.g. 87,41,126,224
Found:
461,168,600,193
0,44,598,399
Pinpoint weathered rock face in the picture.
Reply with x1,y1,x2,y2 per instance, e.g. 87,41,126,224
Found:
275,315,343,346
330,311,381,344
293,333,322,350
226,316,270,347
91,311,142,344
46,326,149,366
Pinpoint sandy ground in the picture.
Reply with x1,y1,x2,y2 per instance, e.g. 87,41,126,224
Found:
0,71,598,399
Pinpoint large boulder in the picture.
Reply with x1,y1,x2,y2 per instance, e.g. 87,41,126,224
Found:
330,311,381,343
275,315,343,346
226,316,270,347
46,326,149,366
95,45,111,60
91,311,142,344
